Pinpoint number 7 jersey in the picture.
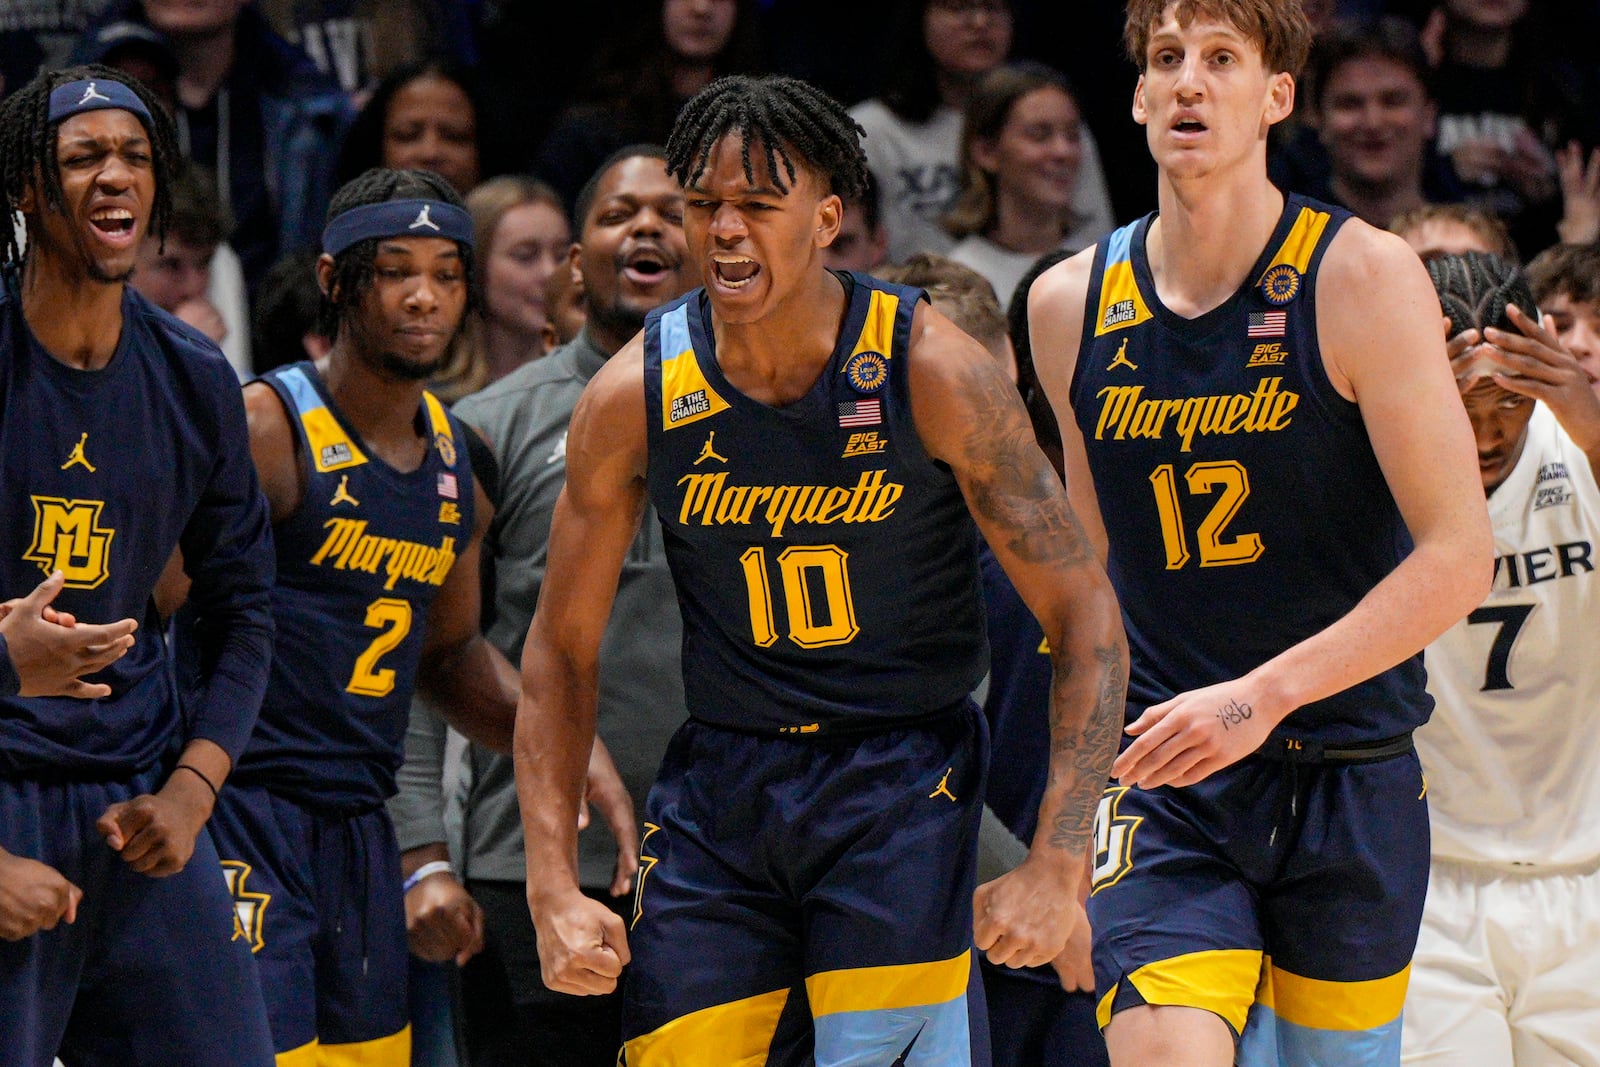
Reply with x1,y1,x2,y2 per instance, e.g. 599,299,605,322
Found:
228,362,475,810
1419,403,1600,866
643,272,988,735
1073,195,1431,743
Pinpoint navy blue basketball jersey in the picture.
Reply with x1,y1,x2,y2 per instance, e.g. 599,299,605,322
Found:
642,271,988,734
0,280,274,776
232,362,474,810
1073,196,1429,743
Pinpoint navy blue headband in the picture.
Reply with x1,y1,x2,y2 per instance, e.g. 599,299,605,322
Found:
321,199,475,256
48,78,152,127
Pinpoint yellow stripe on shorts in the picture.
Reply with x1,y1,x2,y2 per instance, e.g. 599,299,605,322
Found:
1095,948,1263,1034
805,949,970,1018
1257,957,1411,1032
312,1024,410,1066
624,987,790,1066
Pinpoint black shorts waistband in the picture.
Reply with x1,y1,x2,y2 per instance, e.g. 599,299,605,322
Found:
1254,731,1415,765
691,700,972,740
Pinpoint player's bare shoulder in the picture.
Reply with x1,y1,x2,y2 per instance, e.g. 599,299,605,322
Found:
1316,218,1444,396
242,379,301,520
1026,243,1099,410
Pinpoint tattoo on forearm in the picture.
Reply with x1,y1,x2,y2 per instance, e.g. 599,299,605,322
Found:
1216,699,1253,731
1047,644,1125,853
961,361,1090,565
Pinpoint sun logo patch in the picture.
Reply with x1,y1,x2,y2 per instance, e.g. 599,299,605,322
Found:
1258,264,1301,306
844,350,889,394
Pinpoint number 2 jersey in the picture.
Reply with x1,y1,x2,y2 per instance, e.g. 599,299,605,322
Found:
227,362,474,811
1073,194,1430,744
642,272,988,734
1419,403,1600,866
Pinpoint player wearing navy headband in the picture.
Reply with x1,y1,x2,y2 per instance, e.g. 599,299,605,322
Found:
173,167,618,1065
0,65,277,1065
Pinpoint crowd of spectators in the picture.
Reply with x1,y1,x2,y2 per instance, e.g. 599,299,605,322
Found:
6,0,1598,381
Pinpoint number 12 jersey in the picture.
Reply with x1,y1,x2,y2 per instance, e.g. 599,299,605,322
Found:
1073,195,1430,743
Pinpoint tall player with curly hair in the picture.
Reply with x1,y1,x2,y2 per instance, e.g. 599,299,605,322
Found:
514,73,1127,1065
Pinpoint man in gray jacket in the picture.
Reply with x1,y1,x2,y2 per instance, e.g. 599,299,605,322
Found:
389,144,696,1067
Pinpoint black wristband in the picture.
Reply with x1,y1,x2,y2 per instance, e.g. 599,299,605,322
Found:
174,763,220,801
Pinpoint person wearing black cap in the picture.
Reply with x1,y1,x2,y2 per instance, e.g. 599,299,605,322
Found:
182,165,627,1065
75,19,180,111
70,0,354,301
0,64,277,1066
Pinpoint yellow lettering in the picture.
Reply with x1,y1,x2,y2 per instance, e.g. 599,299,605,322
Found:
1221,394,1252,434
714,484,751,524
739,485,773,525
1267,389,1299,429
766,485,799,538
867,482,903,521
1094,385,1143,440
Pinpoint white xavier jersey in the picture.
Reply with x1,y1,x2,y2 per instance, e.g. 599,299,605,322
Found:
1419,403,1600,866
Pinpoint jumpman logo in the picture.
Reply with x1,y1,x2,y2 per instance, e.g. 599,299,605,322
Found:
408,204,440,232
1107,338,1138,372
60,433,96,472
329,474,359,507
928,768,958,803
891,1021,928,1066
694,431,728,465
77,82,112,106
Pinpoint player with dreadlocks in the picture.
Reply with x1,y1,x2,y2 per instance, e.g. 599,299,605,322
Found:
514,72,1126,1065
166,165,628,1065
0,65,277,1065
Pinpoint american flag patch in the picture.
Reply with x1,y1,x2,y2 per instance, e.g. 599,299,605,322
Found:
437,472,458,499
837,398,881,427
1247,311,1286,338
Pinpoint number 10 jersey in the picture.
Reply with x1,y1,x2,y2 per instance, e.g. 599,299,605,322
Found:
1073,195,1430,744
642,273,988,736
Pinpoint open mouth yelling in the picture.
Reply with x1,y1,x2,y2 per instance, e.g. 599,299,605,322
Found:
711,254,759,290
88,206,137,248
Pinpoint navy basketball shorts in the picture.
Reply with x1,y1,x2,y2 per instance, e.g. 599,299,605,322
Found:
207,782,410,1065
621,707,991,1066
0,769,275,1067
1087,746,1430,1065
980,961,1108,1067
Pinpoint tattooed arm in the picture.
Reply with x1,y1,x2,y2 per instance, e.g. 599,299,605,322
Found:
908,298,1127,971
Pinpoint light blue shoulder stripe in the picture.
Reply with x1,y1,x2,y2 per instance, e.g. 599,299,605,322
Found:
660,303,693,362
277,366,326,416
1104,221,1140,267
